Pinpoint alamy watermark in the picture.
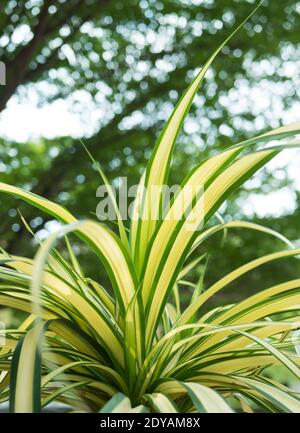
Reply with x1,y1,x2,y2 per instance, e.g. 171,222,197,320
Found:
0,61,6,86
96,178,205,231
0,321,5,347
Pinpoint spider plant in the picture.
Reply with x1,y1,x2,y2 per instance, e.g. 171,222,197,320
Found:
0,4,300,413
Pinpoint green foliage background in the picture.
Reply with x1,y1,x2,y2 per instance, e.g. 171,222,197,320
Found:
0,0,299,312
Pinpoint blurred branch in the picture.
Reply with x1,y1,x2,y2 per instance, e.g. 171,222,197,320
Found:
0,0,110,112
0,0,53,111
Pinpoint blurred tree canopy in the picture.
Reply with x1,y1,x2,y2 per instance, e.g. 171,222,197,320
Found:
0,0,299,301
